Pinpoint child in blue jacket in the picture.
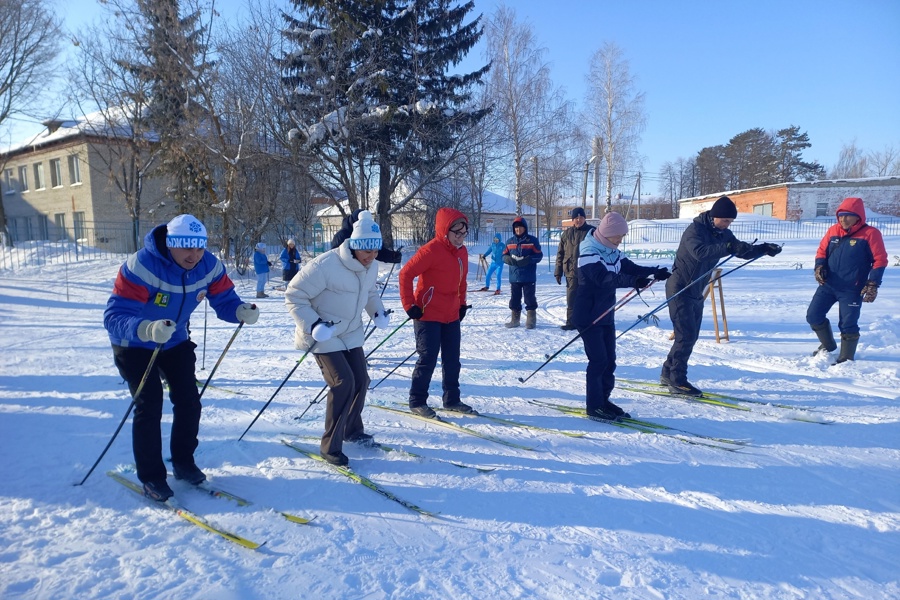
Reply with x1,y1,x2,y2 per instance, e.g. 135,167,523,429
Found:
479,233,505,294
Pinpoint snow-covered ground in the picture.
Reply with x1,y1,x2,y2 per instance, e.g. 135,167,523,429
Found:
1,230,899,600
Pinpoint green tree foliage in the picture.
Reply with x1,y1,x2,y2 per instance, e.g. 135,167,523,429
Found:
280,0,489,245
695,125,824,195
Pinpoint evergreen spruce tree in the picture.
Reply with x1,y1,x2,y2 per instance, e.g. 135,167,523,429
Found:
280,0,489,245
121,0,214,216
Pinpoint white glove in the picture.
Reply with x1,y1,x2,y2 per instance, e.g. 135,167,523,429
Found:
312,321,334,342
236,303,259,325
512,253,526,261
373,311,391,328
137,319,176,344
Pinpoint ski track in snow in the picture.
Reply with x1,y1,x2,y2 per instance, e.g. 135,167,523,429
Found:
1,236,899,600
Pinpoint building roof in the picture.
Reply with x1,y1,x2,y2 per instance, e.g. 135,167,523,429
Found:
678,176,900,204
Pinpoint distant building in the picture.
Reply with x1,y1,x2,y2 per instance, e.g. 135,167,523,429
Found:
677,177,900,220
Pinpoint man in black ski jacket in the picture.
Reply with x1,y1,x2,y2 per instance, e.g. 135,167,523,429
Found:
555,207,595,330
331,209,402,264
661,196,781,396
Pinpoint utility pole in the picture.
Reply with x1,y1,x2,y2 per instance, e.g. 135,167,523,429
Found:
636,172,641,220
592,137,601,219
532,156,539,233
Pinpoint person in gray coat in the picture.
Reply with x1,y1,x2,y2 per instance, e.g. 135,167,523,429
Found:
555,207,595,330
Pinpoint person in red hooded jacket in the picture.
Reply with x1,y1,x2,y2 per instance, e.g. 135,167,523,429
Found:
806,197,887,363
399,207,475,418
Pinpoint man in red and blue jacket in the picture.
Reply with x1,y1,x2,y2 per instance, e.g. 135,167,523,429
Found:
104,214,260,501
502,216,543,329
806,197,887,363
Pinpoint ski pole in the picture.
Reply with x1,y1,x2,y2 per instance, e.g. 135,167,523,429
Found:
708,251,770,285
201,298,208,370
238,341,318,441
369,348,417,390
76,342,164,486
197,321,244,402
363,259,399,339
615,255,735,341
517,283,650,384
364,309,395,343
365,315,410,358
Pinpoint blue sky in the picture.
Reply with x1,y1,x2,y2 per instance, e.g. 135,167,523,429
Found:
12,0,898,191
463,0,900,184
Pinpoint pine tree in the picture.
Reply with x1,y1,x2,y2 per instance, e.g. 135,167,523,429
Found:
280,0,489,245
121,0,214,215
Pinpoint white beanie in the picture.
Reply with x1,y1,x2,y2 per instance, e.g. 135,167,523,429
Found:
255,242,266,251
166,214,207,249
349,210,382,251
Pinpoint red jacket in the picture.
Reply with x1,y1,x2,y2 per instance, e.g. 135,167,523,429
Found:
399,207,469,323
815,197,888,289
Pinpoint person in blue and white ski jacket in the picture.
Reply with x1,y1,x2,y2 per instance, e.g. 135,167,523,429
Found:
573,212,669,421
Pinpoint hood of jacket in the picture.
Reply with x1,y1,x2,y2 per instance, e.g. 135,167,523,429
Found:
512,216,529,235
836,197,867,234
435,207,468,248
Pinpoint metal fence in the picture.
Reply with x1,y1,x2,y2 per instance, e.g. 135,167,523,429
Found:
2,217,899,272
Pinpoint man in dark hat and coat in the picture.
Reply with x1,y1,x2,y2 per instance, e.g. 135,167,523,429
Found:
555,207,595,330
661,196,781,396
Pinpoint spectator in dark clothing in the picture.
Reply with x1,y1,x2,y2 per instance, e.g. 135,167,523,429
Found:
574,212,669,420
806,197,887,364
661,196,782,396
331,209,402,264
555,207,595,330
280,239,301,282
502,217,543,329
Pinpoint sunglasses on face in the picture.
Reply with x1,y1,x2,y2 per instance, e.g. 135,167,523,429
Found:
450,226,468,235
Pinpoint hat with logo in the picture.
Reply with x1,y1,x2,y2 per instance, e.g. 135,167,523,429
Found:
349,210,383,251
166,214,207,249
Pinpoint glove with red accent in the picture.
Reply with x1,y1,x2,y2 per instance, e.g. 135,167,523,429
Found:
861,280,878,303
236,303,259,325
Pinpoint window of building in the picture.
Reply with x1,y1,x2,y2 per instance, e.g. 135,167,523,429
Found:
54,213,67,240
752,203,773,217
68,155,82,184
34,163,45,189
50,159,63,188
74,211,86,241
3,169,12,194
816,202,828,217
18,166,29,192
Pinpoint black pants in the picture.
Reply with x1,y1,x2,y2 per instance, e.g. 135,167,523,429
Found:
282,268,298,282
581,324,616,412
662,291,704,383
314,347,369,455
409,320,461,408
564,275,579,326
112,341,201,484
508,281,537,311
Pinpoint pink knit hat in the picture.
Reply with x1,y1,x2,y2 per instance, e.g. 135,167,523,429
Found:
594,212,628,245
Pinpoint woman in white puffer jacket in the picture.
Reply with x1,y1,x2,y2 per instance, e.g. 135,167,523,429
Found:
285,211,389,466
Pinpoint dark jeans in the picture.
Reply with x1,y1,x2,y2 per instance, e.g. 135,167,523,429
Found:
409,320,461,407
564,275,579,326
509,281,537,311
112,341,201,484
282,268,298,282
581,324,616,412
314,347,369,455
806,284,863,335
662,291,705,383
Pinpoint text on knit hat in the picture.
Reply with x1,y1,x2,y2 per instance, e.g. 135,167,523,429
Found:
349,210,383,251
166,214,208,249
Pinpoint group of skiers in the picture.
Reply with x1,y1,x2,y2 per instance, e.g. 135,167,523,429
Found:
103,195,887,498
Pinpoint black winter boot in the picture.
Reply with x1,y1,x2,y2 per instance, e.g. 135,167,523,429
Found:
834,333,860,364
810,320,837,355
505,310,521,328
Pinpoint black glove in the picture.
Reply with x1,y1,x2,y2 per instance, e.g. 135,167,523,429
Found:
729,240,753,256
861,280,878,303
459,304,471,322
635,277,652,290
814,264,827,286
555,274,562,285
405,306,423,320
653,267,671,281
384,249,402,264
762,242,782,257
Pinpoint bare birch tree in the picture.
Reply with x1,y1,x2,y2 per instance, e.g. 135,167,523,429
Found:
585,42,645,213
